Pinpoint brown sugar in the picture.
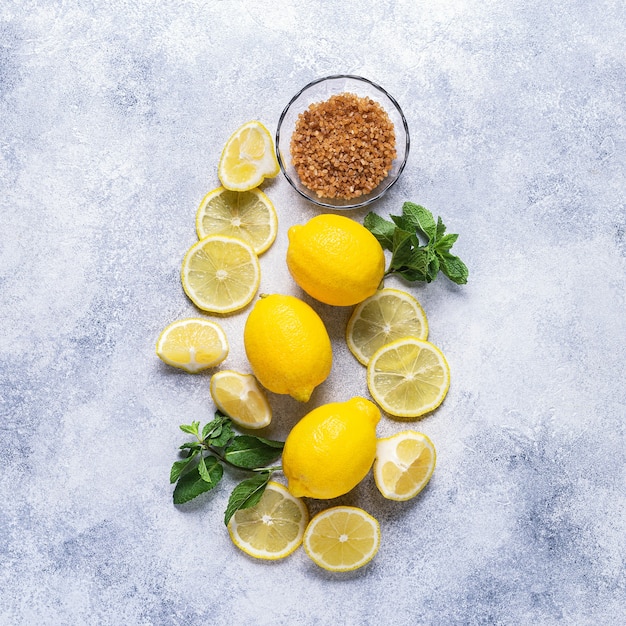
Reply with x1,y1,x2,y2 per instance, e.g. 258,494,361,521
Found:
290,92,397,200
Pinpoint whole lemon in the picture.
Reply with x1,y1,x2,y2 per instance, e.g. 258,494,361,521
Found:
286,214,386,306
243,294,332,402
282,397,381,499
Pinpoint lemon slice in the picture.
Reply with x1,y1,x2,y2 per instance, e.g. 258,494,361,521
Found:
228,481,309,560
374,431,436,501
155,318,228,373
210,370,272,429
346,288,429,366
196,187,278,255
218,121,280,192
366,338,450,418
181,235,260,314
303,506,380,572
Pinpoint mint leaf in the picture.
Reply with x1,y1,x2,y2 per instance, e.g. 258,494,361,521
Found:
224,436,284,469
255,437,285,449
201,414,225,440
435,233,458,253
364,212,395,250
179,442,202,451
400,246,432,277
209,421,234,448
402,202,437,242
173,458,223,504
388,229,415,271
436,216,447,240
390,214,415,233
198,455,215,483
426,254,440,282
179,422,200,437
170,451,198,484
437,250,469,284
224,472,271,526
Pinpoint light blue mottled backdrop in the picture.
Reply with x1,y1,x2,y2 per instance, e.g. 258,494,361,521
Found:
1,1,625,624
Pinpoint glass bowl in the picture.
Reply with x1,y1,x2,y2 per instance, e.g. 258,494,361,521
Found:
275,75,410,210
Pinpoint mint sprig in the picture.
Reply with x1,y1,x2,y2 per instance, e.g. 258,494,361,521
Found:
170,411,284,524
364,202,468,284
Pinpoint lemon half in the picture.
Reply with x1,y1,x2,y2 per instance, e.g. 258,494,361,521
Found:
210,370,272,429
155,318,228,373
218,121,280,192
374,431,436,501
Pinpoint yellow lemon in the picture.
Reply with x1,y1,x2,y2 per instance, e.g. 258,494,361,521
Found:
286,214,385,306
243,294,332,402
218,121,280,192
282,397,380,499
303,506,380,572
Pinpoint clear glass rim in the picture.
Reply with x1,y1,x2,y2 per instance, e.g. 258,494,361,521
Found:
275,74,410,210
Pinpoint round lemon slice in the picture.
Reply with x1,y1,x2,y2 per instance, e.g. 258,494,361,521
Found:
346,288,429,366
366,338,450,418
218,121,280,192
374,431,436,501
228,481,309,560
210,370,272,429
155,318,228,373
303,506,380,572
196,187,278,255
181,235,260,314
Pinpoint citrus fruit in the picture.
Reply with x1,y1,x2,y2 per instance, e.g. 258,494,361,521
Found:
346,288,429,365
181,235,260,314
218,121,280,192
227,481,309,560
243,294,332,402
282,397,380,499
155,318,228,373
210,370,272,429
366,338,450,418
374,431,436,501
303,506,381,572
286,214,385,306
195,186,278,255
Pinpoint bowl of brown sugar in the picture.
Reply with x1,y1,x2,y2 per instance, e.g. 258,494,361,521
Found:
276,75,410,209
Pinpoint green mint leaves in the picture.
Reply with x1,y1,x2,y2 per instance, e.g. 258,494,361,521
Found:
364,202,468,285
170,411,284,525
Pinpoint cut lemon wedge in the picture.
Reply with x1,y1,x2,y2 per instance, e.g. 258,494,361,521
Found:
181,235,260,314
346,288,429,366
218,121,280,192
303,506,380,572
210,370,272,429
196,187,278,255
155,318,228,373
228,481,309,560
374,431,436,501
366,338,450,418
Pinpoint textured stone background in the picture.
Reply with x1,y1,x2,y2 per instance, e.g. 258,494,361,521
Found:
1,1,625,624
